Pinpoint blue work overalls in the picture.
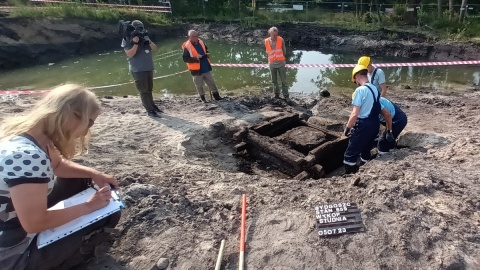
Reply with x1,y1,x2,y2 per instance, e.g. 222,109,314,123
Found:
378,102,408,152
344,84,381,166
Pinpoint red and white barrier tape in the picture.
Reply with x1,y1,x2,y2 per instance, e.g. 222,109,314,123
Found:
1,60,478,96
212,60,480,68
0,70,189,95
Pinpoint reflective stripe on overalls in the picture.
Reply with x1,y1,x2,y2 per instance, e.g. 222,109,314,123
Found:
344,84,381,165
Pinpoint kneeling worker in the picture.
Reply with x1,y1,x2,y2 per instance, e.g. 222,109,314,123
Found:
377,97,408,154
343,64,381,174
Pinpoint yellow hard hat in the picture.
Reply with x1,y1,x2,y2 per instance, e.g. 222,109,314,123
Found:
352,64,368,82
357,56,371,67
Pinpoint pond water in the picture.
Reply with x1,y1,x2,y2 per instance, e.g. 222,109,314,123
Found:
0,38,478,96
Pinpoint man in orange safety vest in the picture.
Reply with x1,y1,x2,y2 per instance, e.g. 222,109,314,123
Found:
265,27,290,102
182,30,222,103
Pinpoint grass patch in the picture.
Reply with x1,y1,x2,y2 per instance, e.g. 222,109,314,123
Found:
9,3,170,25
245,10,379,31
6,2,480,40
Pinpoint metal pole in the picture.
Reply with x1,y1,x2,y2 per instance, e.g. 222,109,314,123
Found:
238,194,247,270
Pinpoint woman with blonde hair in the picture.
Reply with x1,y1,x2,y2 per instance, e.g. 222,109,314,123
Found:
0,84,120,270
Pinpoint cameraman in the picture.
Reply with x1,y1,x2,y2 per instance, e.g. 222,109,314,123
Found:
121,20,162,118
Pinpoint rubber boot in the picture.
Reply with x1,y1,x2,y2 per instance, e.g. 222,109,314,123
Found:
344,164,358,174
212,92,222,101
199,95,207,103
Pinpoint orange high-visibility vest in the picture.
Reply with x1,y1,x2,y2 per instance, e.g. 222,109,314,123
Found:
265,36,286,63
182,39,211,71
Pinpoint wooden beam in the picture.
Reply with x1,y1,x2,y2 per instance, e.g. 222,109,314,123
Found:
233,127,248,141
247,130,305,170
293,171,310,180
310,164,325,179
234,142,248,152
252,113,300,137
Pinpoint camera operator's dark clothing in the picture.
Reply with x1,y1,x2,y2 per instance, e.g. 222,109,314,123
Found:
121,37,156,113
132,71,156,112
121,38,154,73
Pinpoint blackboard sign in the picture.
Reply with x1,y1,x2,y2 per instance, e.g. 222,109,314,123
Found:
315,202,364,236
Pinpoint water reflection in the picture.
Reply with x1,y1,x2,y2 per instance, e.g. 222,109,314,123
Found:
0,38,477,96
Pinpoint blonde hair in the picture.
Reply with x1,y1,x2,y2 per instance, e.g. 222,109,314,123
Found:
0,84,100,159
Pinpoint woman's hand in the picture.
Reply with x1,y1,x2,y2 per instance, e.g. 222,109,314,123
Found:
85,186,112,212
91,171,119,190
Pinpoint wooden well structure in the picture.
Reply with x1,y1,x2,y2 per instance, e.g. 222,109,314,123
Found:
233,113,348,179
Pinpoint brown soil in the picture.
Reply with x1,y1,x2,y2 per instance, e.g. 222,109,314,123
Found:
1,85,480,270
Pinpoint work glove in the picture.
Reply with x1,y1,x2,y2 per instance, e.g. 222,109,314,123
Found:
386,130,395,142
344,127,352,137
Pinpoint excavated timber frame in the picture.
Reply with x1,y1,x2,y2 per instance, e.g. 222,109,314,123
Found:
233,113,348,179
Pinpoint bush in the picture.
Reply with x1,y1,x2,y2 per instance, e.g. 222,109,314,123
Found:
389,4,407,24
10,4,169,25
362,11,375,23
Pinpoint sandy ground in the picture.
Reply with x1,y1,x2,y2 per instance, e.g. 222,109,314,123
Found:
1,85,480,270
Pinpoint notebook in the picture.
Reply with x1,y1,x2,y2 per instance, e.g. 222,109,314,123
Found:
37,187,125,249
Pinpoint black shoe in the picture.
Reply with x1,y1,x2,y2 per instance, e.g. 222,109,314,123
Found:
274,94,280,99
344,164,358,174
153,105,163,113
147,110,161,118
200,95,207,103
213,92,223,101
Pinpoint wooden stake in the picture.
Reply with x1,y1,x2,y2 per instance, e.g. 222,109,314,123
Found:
215,239,226,270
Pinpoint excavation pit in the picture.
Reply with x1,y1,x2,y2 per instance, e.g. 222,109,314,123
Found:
234,113,348,180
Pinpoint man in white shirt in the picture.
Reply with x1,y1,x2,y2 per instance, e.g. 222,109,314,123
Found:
358,56,388,97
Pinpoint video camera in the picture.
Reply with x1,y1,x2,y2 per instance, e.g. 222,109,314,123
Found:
118,20,150,46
